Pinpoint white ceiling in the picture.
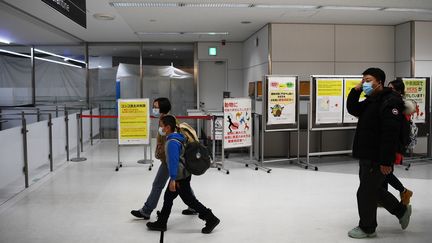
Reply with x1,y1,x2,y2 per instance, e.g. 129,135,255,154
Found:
1,0,432,45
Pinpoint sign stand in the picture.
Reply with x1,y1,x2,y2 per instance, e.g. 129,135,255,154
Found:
304,75,370,170
257,75,303,172
137,140,154,170
398,77,431,170
116,98,151,171
216,98,254,174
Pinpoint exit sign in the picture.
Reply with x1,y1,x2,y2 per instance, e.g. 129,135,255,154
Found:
208,47,217,56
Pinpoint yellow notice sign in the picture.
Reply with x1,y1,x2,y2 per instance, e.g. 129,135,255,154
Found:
118,99,150,145
345,79,365,99
317,79,343,96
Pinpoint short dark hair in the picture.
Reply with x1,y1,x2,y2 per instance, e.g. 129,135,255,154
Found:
389,79,405,95
160,115,177,132
154,97,171,114
362,68,386,84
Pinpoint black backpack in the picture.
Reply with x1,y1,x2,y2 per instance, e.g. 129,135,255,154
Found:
380,96,417,153
174,122,212,176
182,141,212,175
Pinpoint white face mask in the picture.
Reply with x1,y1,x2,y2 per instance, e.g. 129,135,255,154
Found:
158,127,166,136
152,108,160,117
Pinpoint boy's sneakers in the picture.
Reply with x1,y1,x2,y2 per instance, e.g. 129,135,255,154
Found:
182,208,198,215
348,227,377,239
130,210,150,220
400,189,413,205
399,204,412,230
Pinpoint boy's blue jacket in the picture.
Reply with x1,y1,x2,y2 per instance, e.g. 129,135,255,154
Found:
165,132,190,180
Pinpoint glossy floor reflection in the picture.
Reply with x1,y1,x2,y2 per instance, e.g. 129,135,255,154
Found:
0,139,431,243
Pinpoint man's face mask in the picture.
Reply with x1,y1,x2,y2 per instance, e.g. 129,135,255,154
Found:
362,82,374,96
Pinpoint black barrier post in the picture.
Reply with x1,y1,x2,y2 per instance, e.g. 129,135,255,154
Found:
80,108,83,152
36,108,40,122
21,112,29,188
71,113,87,162
90,107,93,146
48,113,53,172
65,110,70,161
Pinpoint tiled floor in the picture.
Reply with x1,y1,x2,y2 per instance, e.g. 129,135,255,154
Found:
0,139,431,243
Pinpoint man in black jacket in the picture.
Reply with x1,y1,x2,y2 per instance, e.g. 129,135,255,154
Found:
347,68,412,239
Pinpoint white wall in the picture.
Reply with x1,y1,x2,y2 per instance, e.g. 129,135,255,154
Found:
413,21,432,154
243,24,269,114
268,23,396,156
271,23,395,81
395,22,412,77
414,22,432,77
197,42,243,101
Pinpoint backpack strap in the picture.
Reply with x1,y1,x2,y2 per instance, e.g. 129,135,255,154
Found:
166,138,187,170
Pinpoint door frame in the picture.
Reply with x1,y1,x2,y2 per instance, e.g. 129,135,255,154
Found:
197,59,228,110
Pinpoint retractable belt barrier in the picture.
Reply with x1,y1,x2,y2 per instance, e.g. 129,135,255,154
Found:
79,114,214,120
78,114,216,171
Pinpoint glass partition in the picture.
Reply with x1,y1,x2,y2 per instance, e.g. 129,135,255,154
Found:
0,44,32,106
34,45,86,106
89,44,140,138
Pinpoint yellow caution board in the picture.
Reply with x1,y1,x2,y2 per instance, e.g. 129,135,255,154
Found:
117,99,150,145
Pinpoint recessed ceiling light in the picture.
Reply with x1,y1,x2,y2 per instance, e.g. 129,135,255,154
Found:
93,13,116,20
241,21,252,24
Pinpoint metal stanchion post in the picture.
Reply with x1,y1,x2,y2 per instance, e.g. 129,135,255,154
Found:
71,113,87,162
36,108,40,122
99,106,102,140
21,112,29,188
80,108,83,152
212,116,216,165
48,114,53,172
137,143,153,165
116,142,122,171
90,107,93,146
217,117,229,174
65,110,70,161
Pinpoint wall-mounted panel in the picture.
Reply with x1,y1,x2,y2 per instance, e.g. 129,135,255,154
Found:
272,62,334,81
395,62,411,77
395,22,411,62
415,22,432,60
243,25,269,68
272,24,335,62
335,25,394,62
335,63,395,83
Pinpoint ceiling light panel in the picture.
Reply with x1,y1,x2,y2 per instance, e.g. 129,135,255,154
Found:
184,3,252,8
0,49,31,58
255,5,318,9
109,2,178,7
382,8,432,13
135,32,229,35
34,48,86,64
320,6,383,11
